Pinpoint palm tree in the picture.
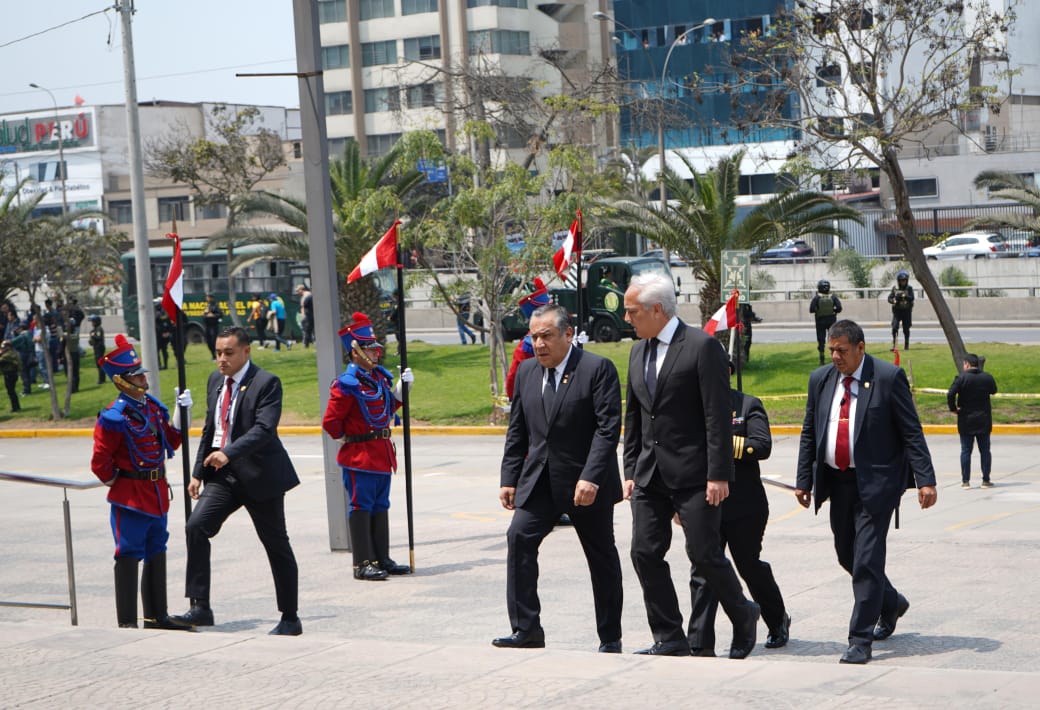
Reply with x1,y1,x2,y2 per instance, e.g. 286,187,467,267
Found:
214,141,425,342
971,171,1040,242
604,150,864,324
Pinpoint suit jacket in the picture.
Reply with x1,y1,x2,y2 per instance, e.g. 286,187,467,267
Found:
722,390,772,523
947,367,997,435
623,322,734,489
193,362,299,501
500,347,622,511
796,354,936,516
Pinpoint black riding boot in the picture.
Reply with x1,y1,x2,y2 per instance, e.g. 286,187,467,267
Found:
142,552,194,630
349,511,387,581
114,557,139,628
372,510,411,575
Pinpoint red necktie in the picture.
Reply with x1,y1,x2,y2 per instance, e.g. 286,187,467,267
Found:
834,376,854,471
219,376,234,448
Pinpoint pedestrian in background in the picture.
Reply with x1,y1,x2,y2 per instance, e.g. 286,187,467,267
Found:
810,280,842,366
249,294,268,348
455,293,477,345
0,340,21,412
203,294,222,361
947,353,998,489
64,297,85,393
888,271,914,351
295,285,314,348
88,316,106,385
267,294,291,351
155,310,173,370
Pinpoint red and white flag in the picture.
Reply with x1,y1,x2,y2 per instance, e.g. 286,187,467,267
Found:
348,220,400,283
553,209,582,278
704,290,740,336
161,228,184,321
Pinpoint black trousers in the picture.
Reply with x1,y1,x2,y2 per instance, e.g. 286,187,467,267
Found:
630,472,750,644
687,511,785,650
2,370,19,410
826,466,898,647
815,315,836,354
505,472,623,643
204,323,219,358
184,474,298,614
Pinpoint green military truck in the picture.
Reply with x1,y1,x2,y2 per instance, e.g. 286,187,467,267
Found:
503,256,674,342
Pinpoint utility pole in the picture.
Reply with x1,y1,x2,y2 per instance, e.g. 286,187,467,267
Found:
117,0,160,393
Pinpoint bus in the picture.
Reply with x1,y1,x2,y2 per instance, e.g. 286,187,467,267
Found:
121,240,398,343
121,240,306,344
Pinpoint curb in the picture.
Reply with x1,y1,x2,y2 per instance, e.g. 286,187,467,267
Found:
1,424,1037,438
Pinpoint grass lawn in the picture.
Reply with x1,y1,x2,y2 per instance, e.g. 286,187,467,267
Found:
1,339,1037,428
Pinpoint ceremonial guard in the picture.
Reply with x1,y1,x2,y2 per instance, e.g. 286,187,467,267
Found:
322,313,414,580
90,334,192,630
505,279,550,400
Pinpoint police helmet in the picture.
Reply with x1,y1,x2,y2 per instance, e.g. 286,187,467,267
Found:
89,315,101,324
817,280,830,294
896,270,909,282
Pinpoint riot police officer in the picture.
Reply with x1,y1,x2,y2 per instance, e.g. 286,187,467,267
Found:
888,271,915,350
809,280,842,365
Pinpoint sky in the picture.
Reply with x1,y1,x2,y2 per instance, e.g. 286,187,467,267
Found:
0,1,301,116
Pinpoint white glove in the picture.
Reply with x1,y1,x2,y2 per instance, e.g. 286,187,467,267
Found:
400,367,414,384
171,387,193,431
576,331,589,345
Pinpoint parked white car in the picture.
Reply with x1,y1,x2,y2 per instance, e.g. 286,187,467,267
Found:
923,232,1008,260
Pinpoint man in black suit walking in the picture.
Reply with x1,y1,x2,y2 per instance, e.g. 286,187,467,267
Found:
493,304,625,652
172,326,302,636
796,319,937,664
622,273,760,659
687,364,790,656
947,352,998,489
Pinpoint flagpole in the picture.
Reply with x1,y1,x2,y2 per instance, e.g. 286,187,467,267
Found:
575,209,584,346
174,305,192,523
395,241,416,572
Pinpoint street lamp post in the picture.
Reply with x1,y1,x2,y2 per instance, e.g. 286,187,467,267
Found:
594,14,714,262
29,83,68,217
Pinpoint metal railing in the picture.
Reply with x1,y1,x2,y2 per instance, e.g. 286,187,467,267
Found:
0,472,103,625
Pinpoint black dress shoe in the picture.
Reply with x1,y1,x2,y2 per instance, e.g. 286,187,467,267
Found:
353,562,389,581
839,644,872,664
729,601,761,659
492,629,545,649
144,616,198,632
556,513,573,526
378,558,411,575
633,641,691,656
269,618,303,636
690,647,716,657
598,640,622,653
170,603,214,627
874,594,909,640
765,613,791,649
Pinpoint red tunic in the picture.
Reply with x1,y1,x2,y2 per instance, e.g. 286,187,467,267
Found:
506,335,535,400
91,394,182,517
322,364,402,475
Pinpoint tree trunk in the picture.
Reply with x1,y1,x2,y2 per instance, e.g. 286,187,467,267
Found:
34,313,62,420
882,148,965,372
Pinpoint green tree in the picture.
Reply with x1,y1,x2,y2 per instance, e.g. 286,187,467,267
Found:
604,150,862,324
144,105,286,325
971,171,1040,241
221,140,425,343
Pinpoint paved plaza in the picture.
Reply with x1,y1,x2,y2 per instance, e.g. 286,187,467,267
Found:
1,431,1038,708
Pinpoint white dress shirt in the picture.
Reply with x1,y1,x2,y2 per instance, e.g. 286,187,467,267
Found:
213,361,251,448
823,361,865,469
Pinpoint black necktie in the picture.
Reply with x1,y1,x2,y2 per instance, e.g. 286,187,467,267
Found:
543,367,557,416
645,338,659,402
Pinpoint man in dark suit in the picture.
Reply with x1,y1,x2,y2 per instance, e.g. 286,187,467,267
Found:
687,366,789,656
171,326,302,636
796,319,937,664
493,304,624,652
622,273,760,659
947,353,998,489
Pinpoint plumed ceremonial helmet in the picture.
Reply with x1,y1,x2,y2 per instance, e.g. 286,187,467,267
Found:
98,334,147,380
518,277,551,318
817,279,831,294
339,312,381,351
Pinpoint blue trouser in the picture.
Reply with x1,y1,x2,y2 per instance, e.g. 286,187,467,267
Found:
111,506,168,560
342,468,391,514
959,432,992,482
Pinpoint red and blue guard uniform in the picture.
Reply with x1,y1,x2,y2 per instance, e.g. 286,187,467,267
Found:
322,362,401,512
91,392,181,559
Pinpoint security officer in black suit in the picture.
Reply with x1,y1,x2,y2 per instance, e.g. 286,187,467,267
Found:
686,361,790,656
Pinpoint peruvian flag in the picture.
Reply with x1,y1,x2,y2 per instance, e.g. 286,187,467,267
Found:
552,209,582,278
704,290,739,336
161,227,184,321
348,220,400,283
